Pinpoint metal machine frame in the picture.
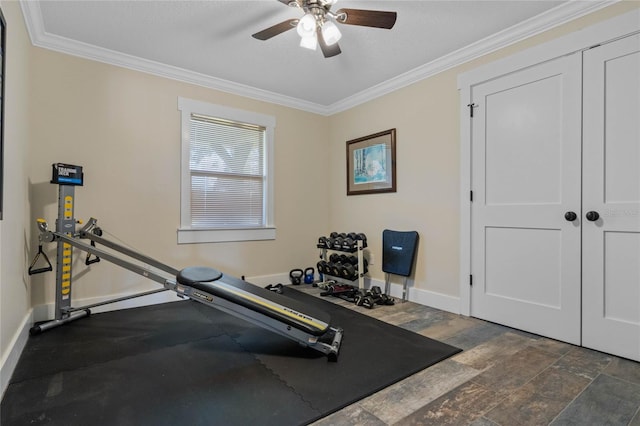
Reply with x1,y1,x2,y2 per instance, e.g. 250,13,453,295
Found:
29,164,342,360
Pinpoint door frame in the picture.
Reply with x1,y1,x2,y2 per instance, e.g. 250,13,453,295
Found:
458,8,640,316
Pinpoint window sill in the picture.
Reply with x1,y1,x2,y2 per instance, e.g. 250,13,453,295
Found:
177,227,276,244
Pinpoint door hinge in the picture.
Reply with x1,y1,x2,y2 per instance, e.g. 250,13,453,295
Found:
470,275,473,286
467,103,477,118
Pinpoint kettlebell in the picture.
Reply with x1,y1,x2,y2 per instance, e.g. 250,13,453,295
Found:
304,267,315,284
289,268,303,285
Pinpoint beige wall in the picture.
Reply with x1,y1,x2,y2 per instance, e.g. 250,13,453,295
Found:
329,72,461,297
1,0,639,385
0,0,31,384
27,49,331,305
21,0,640,308
328,1,640,298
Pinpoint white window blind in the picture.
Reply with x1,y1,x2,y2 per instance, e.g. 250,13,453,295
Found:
190,114,265,228
178,97,276,244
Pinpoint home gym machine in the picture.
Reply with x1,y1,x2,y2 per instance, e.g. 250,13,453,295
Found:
28,163,343,361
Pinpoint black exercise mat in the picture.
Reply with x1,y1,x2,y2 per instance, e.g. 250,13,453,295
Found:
1,288,461,425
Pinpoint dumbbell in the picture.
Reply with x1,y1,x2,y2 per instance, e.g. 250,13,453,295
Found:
368,286,382,297
367,286,394,305
378,294,395,305
325,237,334,249
364,286,379,300
341,263,357,280
329,253,341,263
330,262,345,278
322,261,337,276
356,233,368,248
332,237,344,250
320,283,337,296
317,279,334,290
325,262,336,277
351,257,369,271
265,283,284,294
342,238,357,251
330,231,339,238
317,236,328,248
355,294,375,309
361,258,369,274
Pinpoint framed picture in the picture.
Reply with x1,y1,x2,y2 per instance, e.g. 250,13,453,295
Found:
0,6,5,220
346,128,396,196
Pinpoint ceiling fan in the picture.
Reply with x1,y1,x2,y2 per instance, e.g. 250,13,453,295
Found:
252,0,397,58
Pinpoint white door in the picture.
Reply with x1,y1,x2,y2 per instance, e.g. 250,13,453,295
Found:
470,53,583,344
582,34,640,361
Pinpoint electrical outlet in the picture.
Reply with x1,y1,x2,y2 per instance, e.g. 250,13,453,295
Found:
368,252,375,265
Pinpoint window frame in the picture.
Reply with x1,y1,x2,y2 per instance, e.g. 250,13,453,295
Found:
177,97,276,244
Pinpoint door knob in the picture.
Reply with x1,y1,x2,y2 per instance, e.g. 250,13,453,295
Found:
564,211,577,222
586,211,600,221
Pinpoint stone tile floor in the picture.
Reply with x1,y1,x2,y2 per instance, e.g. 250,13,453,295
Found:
297,286,640,426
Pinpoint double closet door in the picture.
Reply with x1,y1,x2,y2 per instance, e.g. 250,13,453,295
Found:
470,34,640,361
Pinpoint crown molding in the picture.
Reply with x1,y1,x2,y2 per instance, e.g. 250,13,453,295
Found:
20,0,617,116
327,0,618,114
18,1,331,115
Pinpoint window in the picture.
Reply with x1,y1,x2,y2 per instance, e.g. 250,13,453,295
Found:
178,97,275,243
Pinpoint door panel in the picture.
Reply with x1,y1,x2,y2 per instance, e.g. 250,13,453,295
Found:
582,34,640,361
485,227,562,308
484,75,563,206
470,53,582,344
603,232,640,324
602,47,640,204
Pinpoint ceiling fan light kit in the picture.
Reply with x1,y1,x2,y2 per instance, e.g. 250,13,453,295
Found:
252,0,397,58
300,34,318,50
296,13,316,38
321,20,342,46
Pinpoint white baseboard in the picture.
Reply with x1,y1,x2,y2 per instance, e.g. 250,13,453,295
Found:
252,274,462,314
368,277,461,314
245,273,290,287
31,289,185,323
31,274,292,323
1,309,33,400
409,287,461,315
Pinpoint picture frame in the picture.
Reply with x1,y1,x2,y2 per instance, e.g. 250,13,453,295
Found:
0,6,5,220
346,128,396,196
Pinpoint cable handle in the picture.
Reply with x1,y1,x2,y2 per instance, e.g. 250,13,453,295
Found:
28,245,53,275
85,240,101,265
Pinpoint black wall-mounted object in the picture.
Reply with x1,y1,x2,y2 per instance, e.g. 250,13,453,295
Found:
51,163,84,186
0,7,6,220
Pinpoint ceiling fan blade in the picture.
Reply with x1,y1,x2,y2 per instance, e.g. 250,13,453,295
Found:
252,19,298,41
318,31,341,58
336,8,397,29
